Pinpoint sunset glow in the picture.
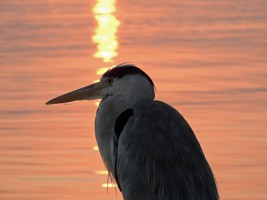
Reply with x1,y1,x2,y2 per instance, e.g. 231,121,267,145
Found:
93,146,99,151
102,183,117,188
1,0,266,199
96,170,108,175
94,100,100,106
92,0,120,63
96,67,110,75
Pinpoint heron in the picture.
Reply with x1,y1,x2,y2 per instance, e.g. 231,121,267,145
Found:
46,63,219,200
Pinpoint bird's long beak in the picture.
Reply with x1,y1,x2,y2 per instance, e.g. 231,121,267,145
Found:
46,81,106,105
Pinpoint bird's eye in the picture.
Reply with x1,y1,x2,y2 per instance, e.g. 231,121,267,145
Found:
107,78,113,83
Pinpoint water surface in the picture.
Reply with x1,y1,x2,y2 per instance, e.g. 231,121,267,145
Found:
0,0,267,199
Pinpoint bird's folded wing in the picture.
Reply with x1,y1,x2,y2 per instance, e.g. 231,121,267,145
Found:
115,101,218,200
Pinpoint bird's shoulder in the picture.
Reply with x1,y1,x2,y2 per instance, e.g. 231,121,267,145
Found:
122,100,196,152
132,100,189,126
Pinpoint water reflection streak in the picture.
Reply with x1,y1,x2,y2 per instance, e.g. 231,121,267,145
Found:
92,0,120,63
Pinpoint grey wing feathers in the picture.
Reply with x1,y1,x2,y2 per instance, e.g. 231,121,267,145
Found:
116,101,219,200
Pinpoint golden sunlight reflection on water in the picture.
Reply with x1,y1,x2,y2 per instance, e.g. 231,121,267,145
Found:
92,0,120,64
93,146,99,151
92,0,120,187
97,170,109,175
96,67,110,75
102,183,117,188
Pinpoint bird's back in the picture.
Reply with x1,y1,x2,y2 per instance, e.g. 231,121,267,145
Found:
116,100,219,200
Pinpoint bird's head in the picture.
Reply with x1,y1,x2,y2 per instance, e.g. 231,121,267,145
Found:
46,63,155,105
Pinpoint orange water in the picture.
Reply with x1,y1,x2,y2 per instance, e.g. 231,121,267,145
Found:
1,0,267,199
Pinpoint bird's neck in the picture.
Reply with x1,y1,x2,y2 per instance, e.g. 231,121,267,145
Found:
95,77,155,181
95,95,131,176
95,92,151,173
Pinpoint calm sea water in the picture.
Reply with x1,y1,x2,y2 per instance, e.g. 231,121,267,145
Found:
1,0,267,199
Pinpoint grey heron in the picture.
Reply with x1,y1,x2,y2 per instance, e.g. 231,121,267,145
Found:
46,63,219,200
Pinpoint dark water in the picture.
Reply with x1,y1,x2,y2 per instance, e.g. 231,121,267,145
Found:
0,0,267,199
